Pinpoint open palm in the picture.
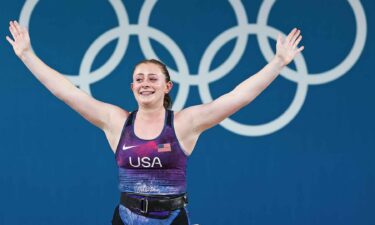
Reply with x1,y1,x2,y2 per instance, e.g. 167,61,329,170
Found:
275,28,304,66
6,21,31,57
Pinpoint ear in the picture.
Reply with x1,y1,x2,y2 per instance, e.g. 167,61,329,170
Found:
165,81,173,93
130,83,134,91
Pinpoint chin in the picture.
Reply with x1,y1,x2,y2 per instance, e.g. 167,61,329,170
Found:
138,98,163,108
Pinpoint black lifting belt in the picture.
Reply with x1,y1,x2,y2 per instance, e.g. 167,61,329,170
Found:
120,192,188,213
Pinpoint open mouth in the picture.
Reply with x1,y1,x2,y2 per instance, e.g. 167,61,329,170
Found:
139,91,155,96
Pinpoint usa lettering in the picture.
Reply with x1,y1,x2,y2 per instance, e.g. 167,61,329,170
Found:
129,157,163,168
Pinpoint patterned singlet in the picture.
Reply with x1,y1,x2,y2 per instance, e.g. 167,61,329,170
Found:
115,109,189,195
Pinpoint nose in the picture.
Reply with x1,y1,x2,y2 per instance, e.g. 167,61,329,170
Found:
140,80,151,89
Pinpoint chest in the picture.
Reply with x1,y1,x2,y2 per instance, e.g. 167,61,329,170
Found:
116,140,185,169
115,112,187,169
133,119,165,140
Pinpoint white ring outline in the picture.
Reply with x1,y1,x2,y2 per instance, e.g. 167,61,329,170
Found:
137,0,250,110
18,0,367,136
256,0,367,85
199,24,309,136
19,0,130,94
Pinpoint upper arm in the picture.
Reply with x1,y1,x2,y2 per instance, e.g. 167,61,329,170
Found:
60,86,128,131
173,92,246,155
178,55,286,138
61,87,129,152
182,91,247,134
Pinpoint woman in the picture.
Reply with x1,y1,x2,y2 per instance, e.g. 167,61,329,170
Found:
6,20,303,225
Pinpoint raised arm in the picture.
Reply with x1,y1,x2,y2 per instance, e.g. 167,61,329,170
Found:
180,28,304,134
6,21,127,151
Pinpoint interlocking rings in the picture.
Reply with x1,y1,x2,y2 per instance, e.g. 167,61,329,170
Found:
19,0,367,136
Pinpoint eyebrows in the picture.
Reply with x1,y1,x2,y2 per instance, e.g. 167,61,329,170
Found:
135,73,158,77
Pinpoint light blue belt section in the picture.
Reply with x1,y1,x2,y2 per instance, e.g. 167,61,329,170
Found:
118,204,190,225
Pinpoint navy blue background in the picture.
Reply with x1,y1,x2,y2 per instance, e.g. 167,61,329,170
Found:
0,1,374,225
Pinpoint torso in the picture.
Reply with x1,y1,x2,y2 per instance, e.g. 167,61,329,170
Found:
115,109,188,195
107,109,199,155
133,112,166,140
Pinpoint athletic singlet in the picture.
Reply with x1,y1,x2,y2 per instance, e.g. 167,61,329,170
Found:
115,109,188,195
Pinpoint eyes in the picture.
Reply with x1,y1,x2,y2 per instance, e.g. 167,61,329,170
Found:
135,77,158,83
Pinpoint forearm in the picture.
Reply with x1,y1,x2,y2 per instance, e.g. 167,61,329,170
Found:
189,29,303,133
231,57,285,105
19,50,76,99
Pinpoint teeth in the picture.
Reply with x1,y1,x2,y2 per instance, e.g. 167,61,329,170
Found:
140,91,154,95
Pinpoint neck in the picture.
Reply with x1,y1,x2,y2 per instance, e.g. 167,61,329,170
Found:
137,105,166,121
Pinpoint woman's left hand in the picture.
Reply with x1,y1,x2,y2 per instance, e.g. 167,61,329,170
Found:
275,28,304,66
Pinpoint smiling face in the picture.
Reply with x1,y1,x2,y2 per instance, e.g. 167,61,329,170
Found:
131,62,172,109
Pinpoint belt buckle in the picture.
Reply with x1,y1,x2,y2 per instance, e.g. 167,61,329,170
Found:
140,197,149,213
183,195,188,207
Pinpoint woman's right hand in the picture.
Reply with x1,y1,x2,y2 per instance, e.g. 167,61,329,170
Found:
5,20,128,152
6,20,31,58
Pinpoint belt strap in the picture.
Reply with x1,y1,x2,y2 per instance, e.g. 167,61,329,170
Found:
120,192,188,213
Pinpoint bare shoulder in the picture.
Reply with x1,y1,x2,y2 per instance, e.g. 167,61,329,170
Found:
174,108,197,133
173,108,200,155
103,104,130,153
174,109,193,124
107,104,129,125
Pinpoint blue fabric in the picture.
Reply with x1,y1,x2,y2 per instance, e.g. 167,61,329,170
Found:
115,110,188,195
118,204,190,225
115,110,190,224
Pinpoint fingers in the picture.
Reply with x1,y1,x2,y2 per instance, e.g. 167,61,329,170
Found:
276,28,304,64
9,20,27,39
293,35,302,49
290,29,300,46
286,28,303,50
285,28,297,43
13,21,22,34
5,36,15,46
288,28,303,53
9,21,19,39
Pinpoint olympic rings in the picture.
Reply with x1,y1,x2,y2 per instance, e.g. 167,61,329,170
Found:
19,0,367,136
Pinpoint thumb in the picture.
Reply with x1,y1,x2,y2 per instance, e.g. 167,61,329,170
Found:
277,34,283,45
6,36,15,46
